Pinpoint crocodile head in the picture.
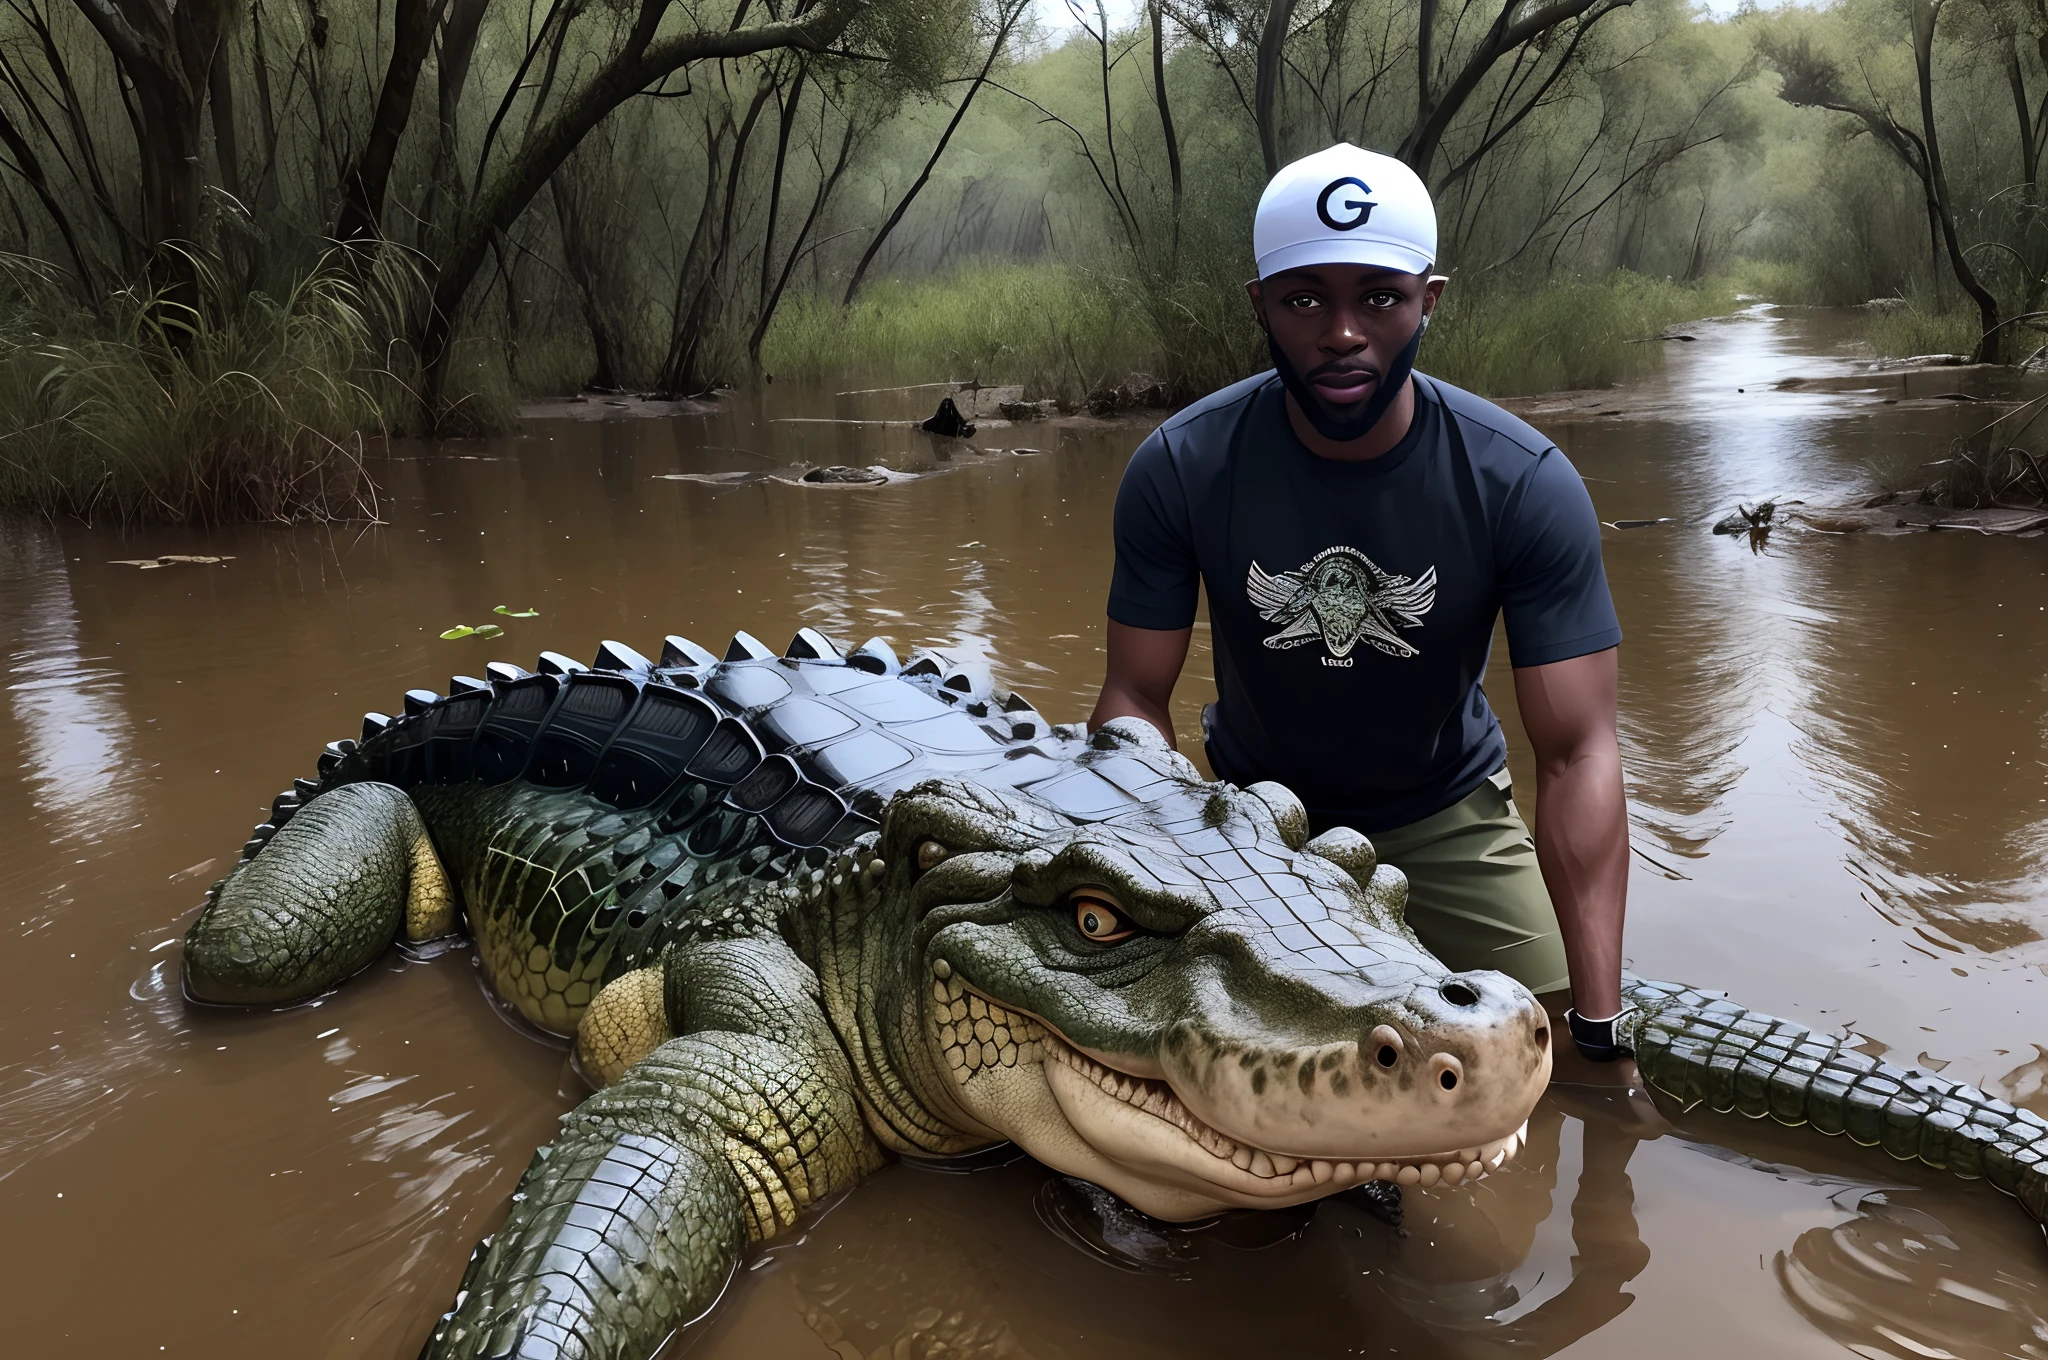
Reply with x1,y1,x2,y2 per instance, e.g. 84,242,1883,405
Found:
820,724,1552,1222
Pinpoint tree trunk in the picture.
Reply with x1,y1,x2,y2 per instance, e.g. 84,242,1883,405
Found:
0,98,95,291
654,120,731,396
841,0,1024,306
1254,0,1292,174
66,0,232,303
248,0,281,211
1151,0,1182,263
756,58,809,324
208,41,241,204
417,0,490,251
551,180,626,390
1912,0,2001,362
416,0,859,422
660,81,774,395
750,116,858,365
1412,0,1436,158
335,0,448,244
2008,34,2037,196
1399,0,1631,185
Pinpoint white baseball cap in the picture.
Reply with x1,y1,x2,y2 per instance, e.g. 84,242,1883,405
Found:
1253,143,1436,279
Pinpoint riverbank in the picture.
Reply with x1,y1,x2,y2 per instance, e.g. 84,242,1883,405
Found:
0,262,1888,525
760,262,1743,408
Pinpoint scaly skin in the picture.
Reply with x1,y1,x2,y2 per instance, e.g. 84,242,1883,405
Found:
1622,977,2048,1218
185,783,451,1004
174,633,2048,1359
424,938,882,1357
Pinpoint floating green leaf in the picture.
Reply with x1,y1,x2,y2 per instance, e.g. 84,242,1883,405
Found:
475,623,505,639
493,605,540,618
440,623,505,641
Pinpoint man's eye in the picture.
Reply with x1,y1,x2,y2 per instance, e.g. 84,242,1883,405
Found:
1367,291,1401,307
1070,889,1137,943
1285,294,1321,310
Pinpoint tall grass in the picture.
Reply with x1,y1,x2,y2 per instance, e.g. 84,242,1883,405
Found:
1858,298,1981,359
1420,273,1739,396
763,262,1740,405
0,251,394,523
763,264,1142,405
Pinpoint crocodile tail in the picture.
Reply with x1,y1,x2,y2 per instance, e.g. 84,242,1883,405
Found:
1620,977,2048,1226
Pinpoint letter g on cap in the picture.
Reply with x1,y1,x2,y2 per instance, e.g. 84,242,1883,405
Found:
1316,177,1375,231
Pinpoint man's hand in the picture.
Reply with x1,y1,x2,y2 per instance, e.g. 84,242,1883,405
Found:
1088,621,1192,746
1514,647,1628,1027
1546,1039,1674,1139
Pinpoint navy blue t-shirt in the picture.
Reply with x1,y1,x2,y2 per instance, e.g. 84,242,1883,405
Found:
1108,371,1621,833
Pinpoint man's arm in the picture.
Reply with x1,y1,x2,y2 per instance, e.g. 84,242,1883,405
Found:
1512,646,1627,1020
1087,621,1192,748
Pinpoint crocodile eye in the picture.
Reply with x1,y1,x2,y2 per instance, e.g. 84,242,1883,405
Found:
916,840,949,873
1071,890,1136,943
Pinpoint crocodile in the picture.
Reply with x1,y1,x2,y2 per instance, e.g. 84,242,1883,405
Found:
179,627,2048,1359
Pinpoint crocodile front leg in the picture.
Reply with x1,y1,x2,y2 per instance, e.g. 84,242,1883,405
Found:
422,937,886,1360
1623,977,2048,1225
184,782,455,1004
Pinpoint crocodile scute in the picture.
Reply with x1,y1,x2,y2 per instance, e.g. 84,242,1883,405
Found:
176,627,2048,1359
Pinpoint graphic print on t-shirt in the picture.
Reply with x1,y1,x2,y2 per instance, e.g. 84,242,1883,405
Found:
1246,546,1437,660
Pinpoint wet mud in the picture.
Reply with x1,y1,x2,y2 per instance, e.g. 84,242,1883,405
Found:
5,307,2048,1357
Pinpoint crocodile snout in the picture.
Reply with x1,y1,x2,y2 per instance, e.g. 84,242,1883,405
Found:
1159,965,1551,1162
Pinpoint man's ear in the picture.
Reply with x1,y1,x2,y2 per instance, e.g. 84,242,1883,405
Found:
1245,277,1268,330
1422,273,1448,317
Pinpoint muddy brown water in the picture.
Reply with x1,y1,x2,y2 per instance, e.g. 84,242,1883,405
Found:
6,306,2048,1358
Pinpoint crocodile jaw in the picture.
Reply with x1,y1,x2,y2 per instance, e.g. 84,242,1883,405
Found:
1040,1036,1528,1211
930,985,1530,1220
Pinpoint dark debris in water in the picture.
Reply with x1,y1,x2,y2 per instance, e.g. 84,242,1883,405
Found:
1032,1173,1381,1275
1034,1175,1199,1276
1334,1179,1404,1228
919,396,976,438
801,464,888,485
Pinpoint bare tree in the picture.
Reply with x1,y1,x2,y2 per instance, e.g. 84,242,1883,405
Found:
1762,13,2004,361
414,0,864,417
841,0,1028,305
66,0,232,269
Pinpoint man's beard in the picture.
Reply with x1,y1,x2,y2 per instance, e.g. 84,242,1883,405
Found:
1265,317,1428,443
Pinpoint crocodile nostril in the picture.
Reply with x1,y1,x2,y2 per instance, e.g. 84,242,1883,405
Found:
1369,1024,1404,1068
1377,1046,1399,1068
1430,1053,1463,1093
1439,979,1480,1007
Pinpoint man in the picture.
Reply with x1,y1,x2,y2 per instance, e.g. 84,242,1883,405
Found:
1089,143,1629,1062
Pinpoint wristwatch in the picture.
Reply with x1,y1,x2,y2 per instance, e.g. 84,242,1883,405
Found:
1564,1008,1628,1062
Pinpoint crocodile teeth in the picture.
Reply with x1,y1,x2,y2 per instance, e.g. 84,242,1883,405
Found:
1040,1034,1532,1189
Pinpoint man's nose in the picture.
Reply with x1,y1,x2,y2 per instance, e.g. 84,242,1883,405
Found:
1321,308,1368,353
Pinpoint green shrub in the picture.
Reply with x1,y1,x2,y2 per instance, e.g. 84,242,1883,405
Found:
0,250,396,523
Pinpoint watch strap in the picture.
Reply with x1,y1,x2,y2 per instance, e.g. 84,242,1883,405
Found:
1564,1007,1628,1062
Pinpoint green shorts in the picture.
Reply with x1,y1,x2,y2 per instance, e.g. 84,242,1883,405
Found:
1362,769,1570,995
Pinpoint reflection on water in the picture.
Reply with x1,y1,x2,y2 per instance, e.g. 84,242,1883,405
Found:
2,315,2048,1355
0,521,138,841
1779,1190,2048,1360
